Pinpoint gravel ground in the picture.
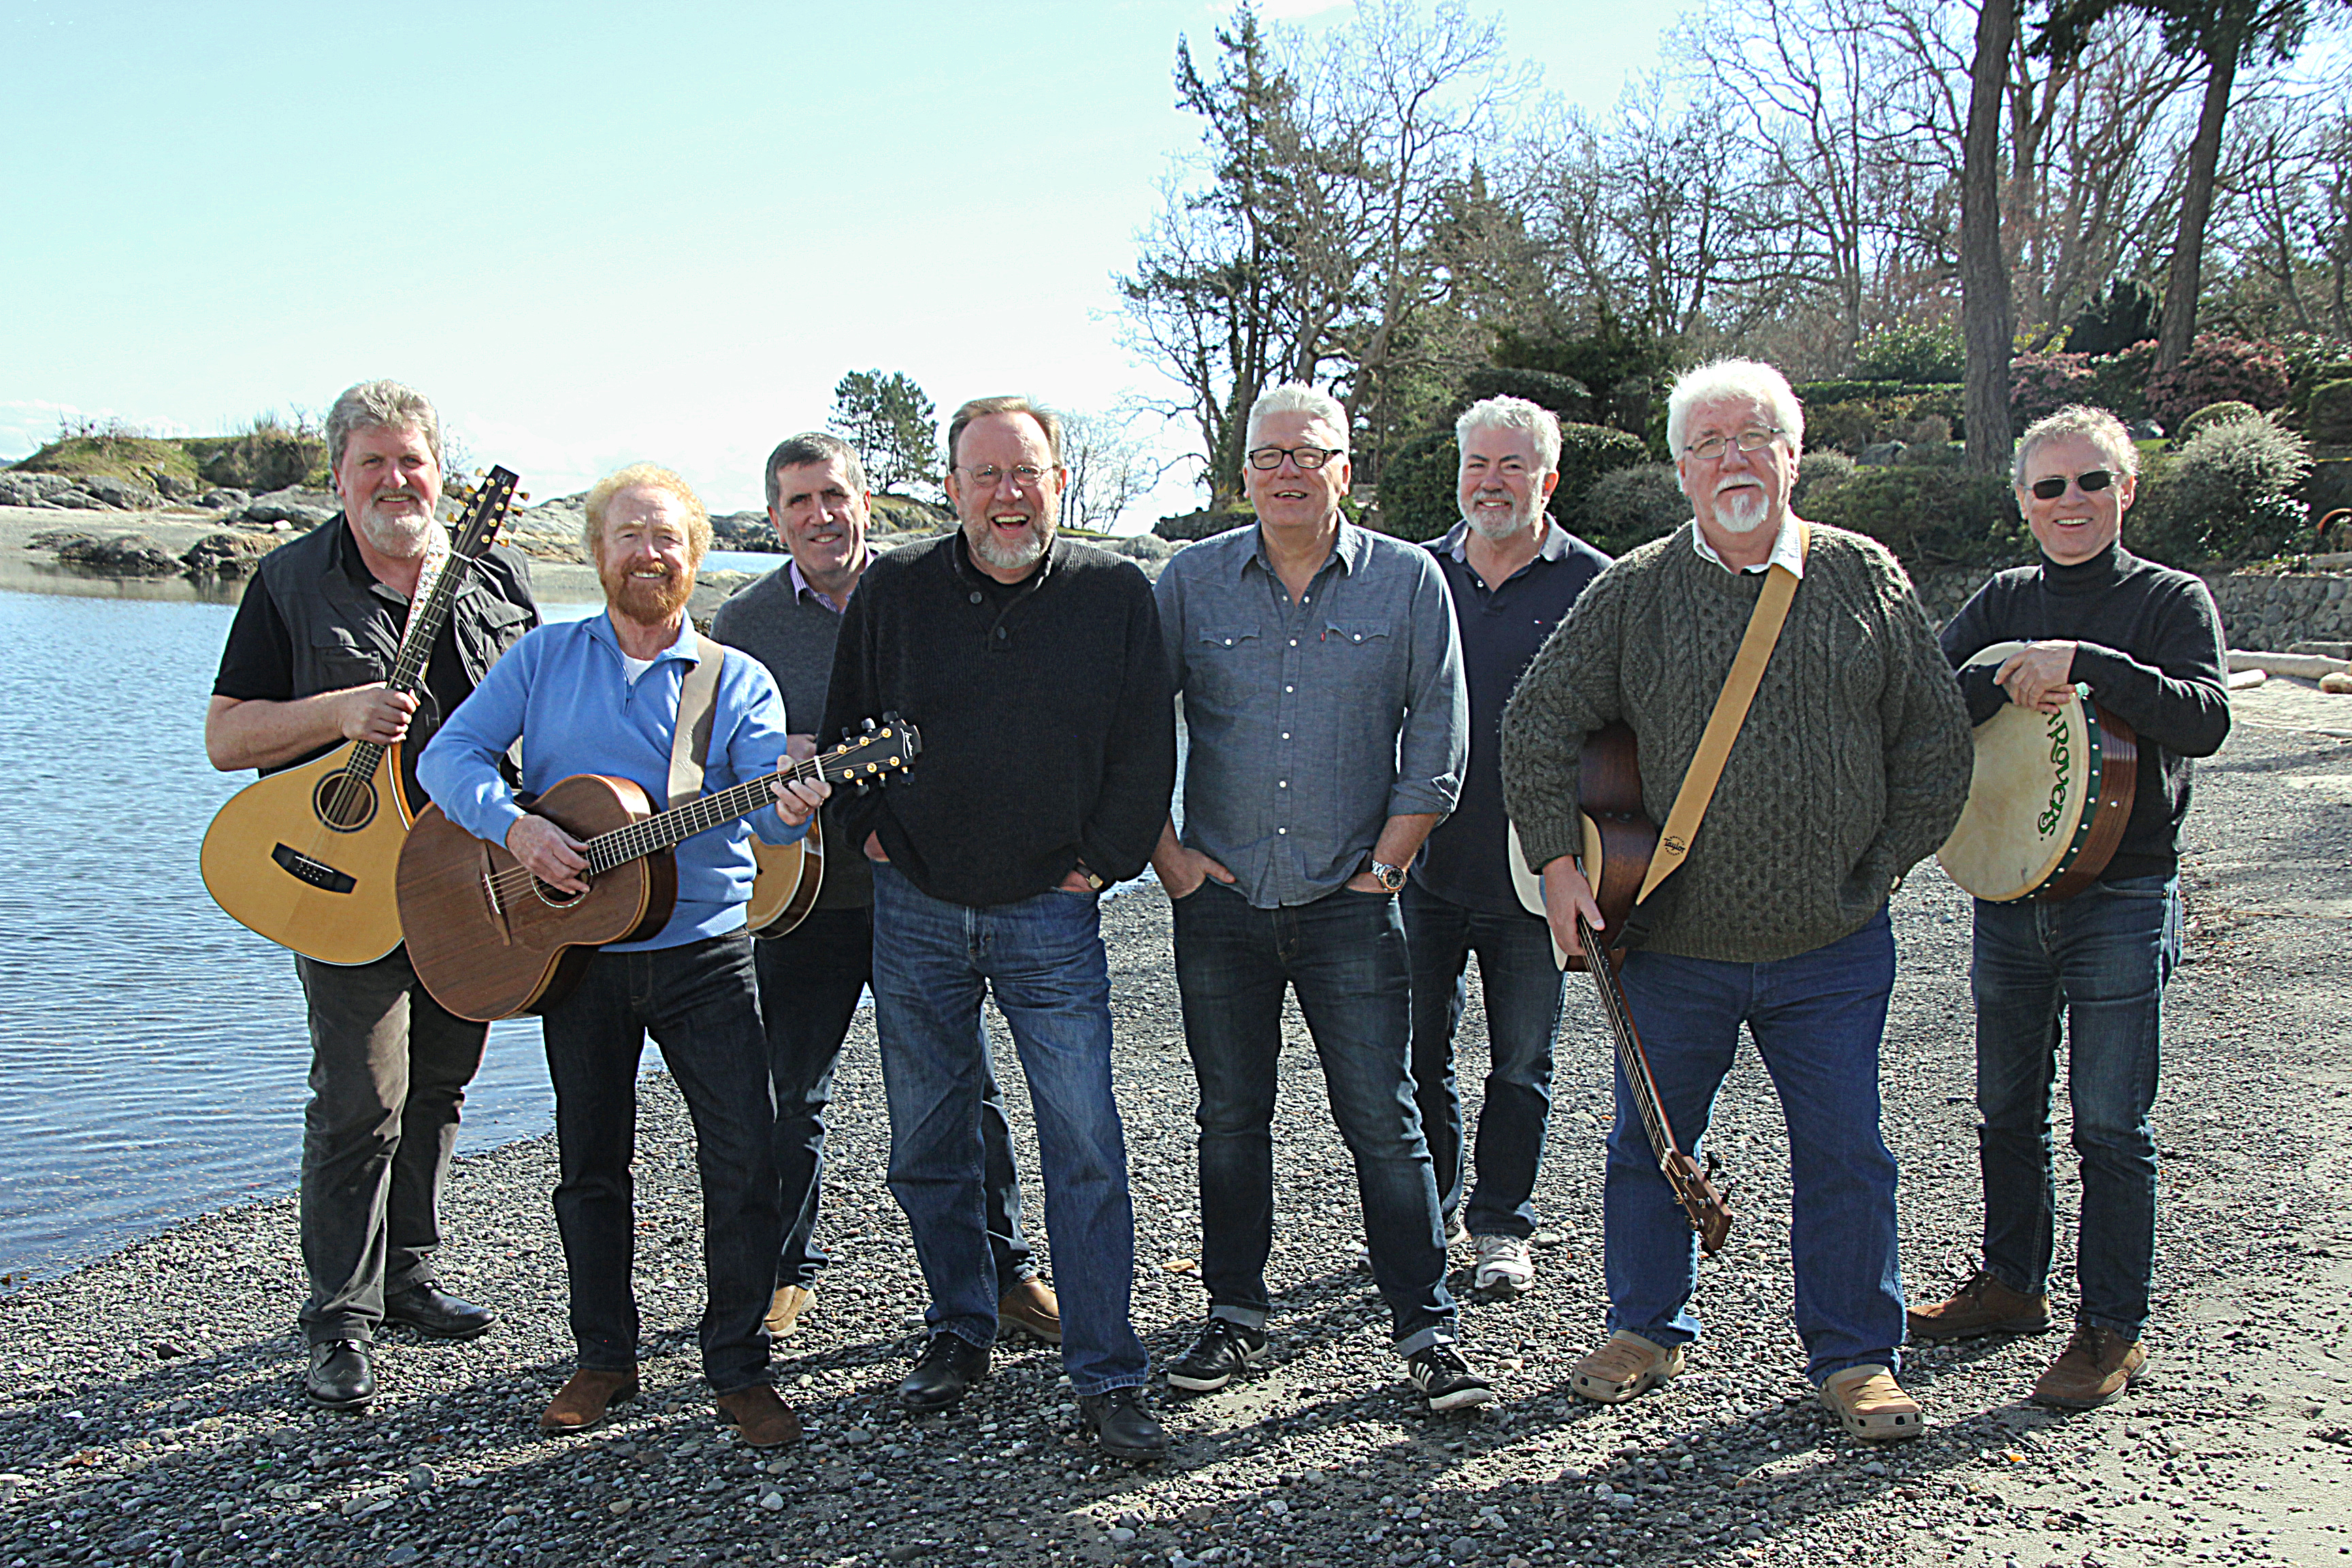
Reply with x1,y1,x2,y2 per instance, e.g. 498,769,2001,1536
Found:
4,698,2350,1568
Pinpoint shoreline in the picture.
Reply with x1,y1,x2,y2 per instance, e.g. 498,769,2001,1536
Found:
3,719,2349,1567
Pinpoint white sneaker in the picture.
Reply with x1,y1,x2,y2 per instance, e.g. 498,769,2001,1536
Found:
1471,1234,1535,1296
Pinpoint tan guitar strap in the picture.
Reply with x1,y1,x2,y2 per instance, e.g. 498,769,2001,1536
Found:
666,634,724,810
1634,521,1810,908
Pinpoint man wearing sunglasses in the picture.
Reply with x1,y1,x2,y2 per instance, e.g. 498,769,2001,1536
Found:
1151,382,1492,1414
822,396,1177,1461
1910,404,2230,1410
1501,358,1972,1443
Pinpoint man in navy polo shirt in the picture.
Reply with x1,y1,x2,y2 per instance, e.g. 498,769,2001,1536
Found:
1404,395,1610,1298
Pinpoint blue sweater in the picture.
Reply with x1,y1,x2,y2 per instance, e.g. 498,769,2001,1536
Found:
417,612,802,950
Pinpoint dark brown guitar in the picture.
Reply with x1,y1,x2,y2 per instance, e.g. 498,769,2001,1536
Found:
1571,723,1734,1256
397,717,919,1021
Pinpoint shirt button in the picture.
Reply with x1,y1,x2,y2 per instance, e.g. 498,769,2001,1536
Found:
1280,732,1290,740
1224,638,1233,646
1278,780,1287,788
969,591,982,604
1352,633,1362,642
1277,827,1288,834
996,627,1008,640
1284,685,1293,693
1289,638,1297,647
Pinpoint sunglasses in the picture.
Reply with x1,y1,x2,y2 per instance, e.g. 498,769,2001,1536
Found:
2029,470,2114,501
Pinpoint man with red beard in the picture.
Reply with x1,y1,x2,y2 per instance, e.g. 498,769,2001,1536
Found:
420,463,826,1446
208,380,538,1409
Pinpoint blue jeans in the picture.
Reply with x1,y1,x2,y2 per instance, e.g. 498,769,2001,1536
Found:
1171,880,1455,1356
1609,910,1901,1385
869,863,1145,1395
1401,880,1568,1240
540,934,780,1395
755,908,1036,1294
1972,874,2178,1339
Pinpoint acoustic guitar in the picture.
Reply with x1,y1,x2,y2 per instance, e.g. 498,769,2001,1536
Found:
199,468,522,965
746,819,823,937
1512,722,1733,1254
396,717,919,1021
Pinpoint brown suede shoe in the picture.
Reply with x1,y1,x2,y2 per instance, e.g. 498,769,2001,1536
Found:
2031,1323,2146,1409
998,1277,1062,1344
1906,1269,2051,1341
538,1368,639,1433
715,1384,802,1447
765,1284,815,1337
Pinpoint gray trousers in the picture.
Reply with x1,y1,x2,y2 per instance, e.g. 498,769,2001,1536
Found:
293,948,488,1344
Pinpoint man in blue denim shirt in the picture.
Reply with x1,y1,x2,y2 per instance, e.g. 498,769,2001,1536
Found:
1910,405,2230,1409
421,464,826,1448
1150,382,1491,1413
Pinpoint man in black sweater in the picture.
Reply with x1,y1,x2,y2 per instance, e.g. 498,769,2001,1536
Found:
823,396,1176,1460
1912,404,2230,1409
708,433,1058,1350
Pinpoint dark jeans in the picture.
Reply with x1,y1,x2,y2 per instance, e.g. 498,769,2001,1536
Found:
541,934,781,1395
1401,880,1568,1239
293,948,488,1345
1972,874,2179,1339
755,906,1037,1292
869,864,1146,1394
1171,880,1455,1356
1609,911,1901,1385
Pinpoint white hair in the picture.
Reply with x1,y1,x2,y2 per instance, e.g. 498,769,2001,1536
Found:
1245,383,1348,448
1665,358,1804,455
1455,395,1562,474
2012,404,2139,487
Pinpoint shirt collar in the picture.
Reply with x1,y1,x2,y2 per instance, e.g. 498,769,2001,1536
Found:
587,609,700,664
1243,517,1367,581
1435,516,1576,566
786,555,853,613
1691,512,1806,578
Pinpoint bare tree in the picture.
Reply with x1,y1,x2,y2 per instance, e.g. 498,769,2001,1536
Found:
1965,0,2021,471
1057,410,1174,534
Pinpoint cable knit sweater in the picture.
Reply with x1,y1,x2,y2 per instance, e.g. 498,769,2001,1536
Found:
1500,521,1972,963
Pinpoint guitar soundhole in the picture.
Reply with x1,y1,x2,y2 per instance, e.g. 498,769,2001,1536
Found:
532,880,586,909
313,771,376,831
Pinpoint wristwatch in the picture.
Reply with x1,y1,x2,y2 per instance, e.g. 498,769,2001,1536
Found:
1367,859,1407,894
1075,863,1107,892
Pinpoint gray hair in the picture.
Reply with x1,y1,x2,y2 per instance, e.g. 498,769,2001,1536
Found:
1665,359,1803,456
2012,404,2139,488
1245,383,1348,449
1455,395,1561,474
765,431,866,510
326,380,440,471
947,395,1062,468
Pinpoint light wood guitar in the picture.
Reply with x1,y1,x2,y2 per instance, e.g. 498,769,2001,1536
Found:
199,468,522,965
397,717,918,1021
746,818,823,937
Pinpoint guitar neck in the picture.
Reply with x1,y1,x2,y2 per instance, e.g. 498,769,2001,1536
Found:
1575,912,1683,1166
579,753,828,875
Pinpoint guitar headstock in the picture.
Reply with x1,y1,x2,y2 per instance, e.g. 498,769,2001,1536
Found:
817,713,922,788
447,466,522,557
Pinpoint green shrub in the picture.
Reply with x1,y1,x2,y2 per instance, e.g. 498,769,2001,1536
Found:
2088,341,2157,422
1577,464,1688,557
188,428,329,491
1800,466,2023,565
1460,367,1592,424
2177,401,2259,442
1801,391,1965,455
2306,379,2352,445
1794,451,1858,510
1556,421,1650,504
2136,413,2313,562
1855,322,1964,383
1154,502,1254,542
2065,278,2159,358
1371,431,1460,542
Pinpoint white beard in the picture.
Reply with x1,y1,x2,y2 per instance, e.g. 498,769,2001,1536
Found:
1712,485,1771,534
969,519,1050,574
357,503,438,557
1463,493,1539,542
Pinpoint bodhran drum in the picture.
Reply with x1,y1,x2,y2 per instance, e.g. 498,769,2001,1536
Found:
1938,641,2138,902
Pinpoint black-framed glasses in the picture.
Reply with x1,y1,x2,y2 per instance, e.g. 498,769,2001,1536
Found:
1245,444,1344,470
2029,470,2114,500
959,463,1048,489
1683,427,1783,461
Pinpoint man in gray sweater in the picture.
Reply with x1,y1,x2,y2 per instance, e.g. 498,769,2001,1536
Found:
708,433,1057,1350
1501,359,1971,1441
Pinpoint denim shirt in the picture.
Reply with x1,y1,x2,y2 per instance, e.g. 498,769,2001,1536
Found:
1155,521,1467,909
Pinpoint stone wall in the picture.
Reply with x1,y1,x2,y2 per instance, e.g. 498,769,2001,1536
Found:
1910,560,2352,650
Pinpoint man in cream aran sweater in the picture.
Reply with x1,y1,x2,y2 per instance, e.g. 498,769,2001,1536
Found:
1500,357,1971,1441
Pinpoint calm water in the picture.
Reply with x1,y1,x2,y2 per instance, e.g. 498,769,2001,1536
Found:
0,571,606,1286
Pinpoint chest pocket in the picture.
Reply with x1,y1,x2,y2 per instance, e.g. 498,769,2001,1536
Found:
472,598,534,656
1322,619,1392,649
308,627,385,689
1194,624,1264,659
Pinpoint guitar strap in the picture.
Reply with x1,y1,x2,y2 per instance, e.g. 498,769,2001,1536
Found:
666,634,725,810
1629,519,1811,915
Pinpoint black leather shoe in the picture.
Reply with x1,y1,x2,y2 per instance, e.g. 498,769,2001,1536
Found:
306,1340,376,1409
896,1333,988,1413
383,1282,497,1340
1077,1386,1168,1462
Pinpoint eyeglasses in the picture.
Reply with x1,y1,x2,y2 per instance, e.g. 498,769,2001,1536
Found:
1683,428,1784,461
2028,470,2114,500
959,463,1048,489
1245,444,1344,470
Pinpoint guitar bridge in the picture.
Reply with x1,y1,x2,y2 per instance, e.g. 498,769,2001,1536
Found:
271,844,357,894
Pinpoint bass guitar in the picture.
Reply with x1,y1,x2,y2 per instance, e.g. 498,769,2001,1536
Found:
396,716,919,1021
1514,723,1733,1255
199,468,523,965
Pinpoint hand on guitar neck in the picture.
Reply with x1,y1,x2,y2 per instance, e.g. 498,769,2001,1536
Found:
1538,856,1606,961
506,771,831,895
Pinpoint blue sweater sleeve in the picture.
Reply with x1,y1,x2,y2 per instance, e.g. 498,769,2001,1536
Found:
416,628,538,843
722,655,804,847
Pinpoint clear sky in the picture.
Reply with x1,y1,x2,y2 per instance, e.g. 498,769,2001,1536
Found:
0,0,1692,522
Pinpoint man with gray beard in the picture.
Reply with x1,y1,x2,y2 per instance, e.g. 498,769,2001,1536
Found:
1501,359,1970,1441
206,380,538,1408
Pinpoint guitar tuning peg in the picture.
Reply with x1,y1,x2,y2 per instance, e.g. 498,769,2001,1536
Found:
862,717,877,732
